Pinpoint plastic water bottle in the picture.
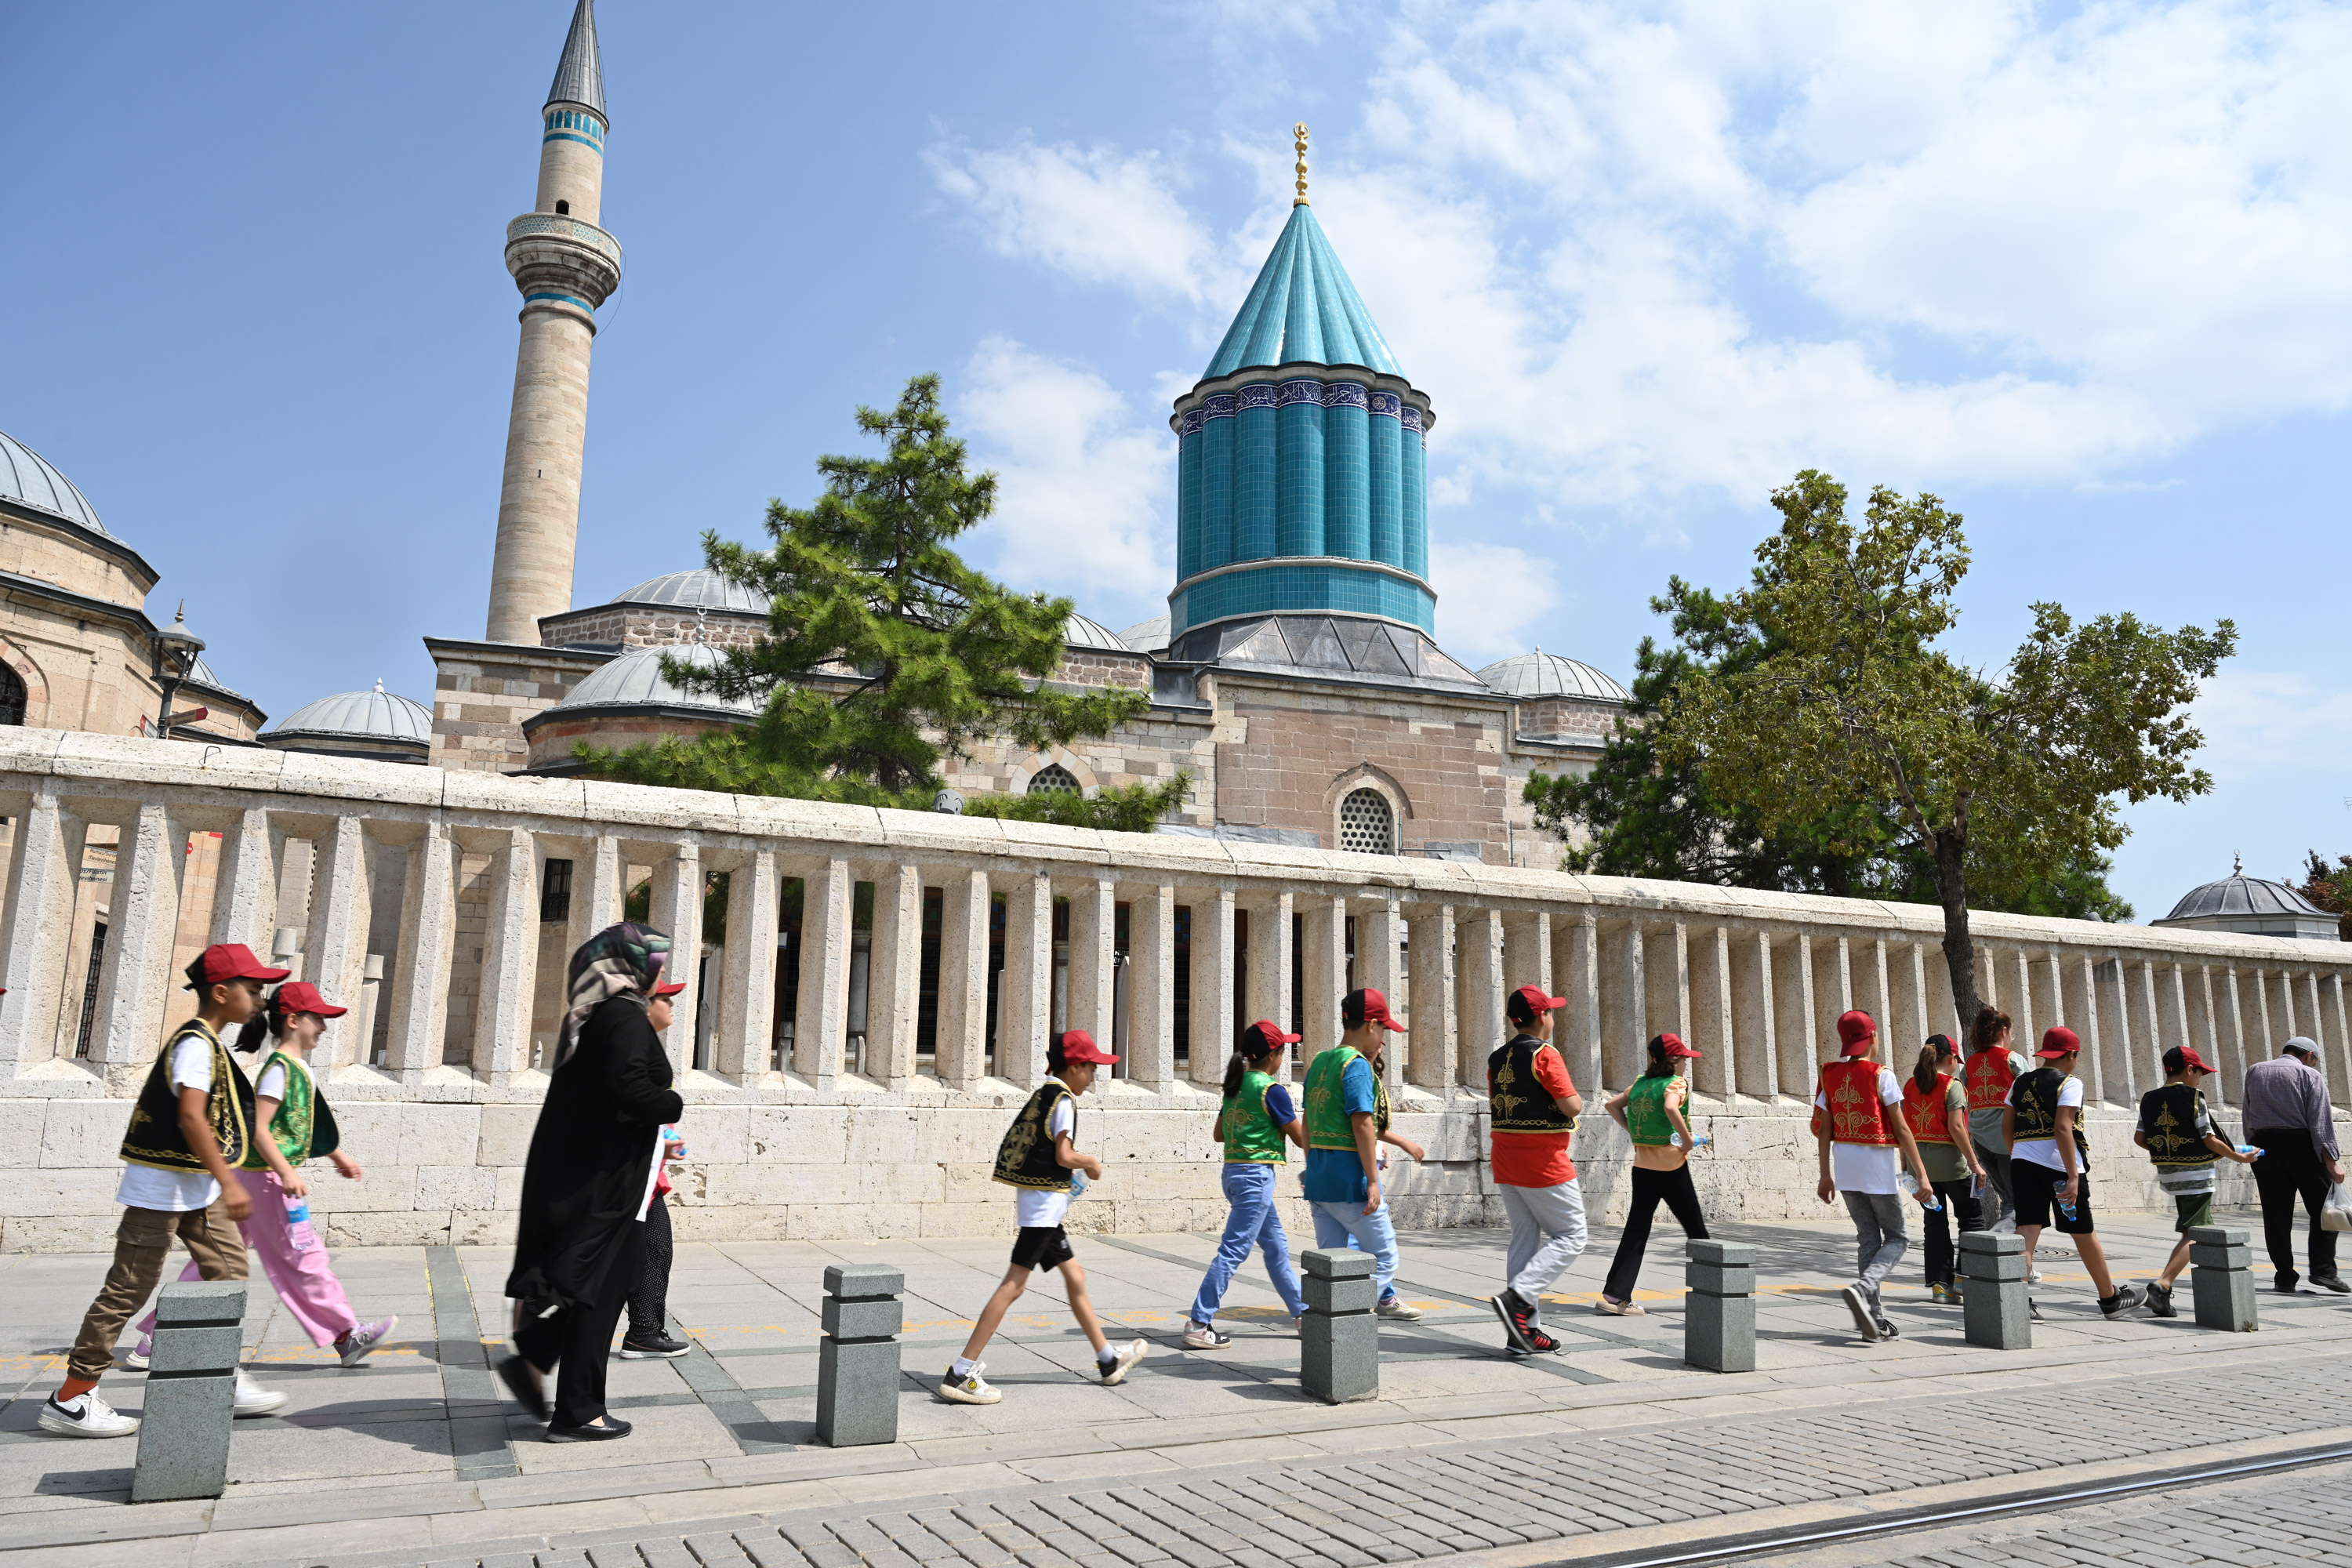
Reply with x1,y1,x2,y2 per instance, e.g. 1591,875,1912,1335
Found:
2238,1144,2264,1159
2053,1179,2078,1223
1922,1191,1941,1211
285,1199,309,1225
1069,1171,1089,1200
1669,1134,1713,1149
285,1196,317,1252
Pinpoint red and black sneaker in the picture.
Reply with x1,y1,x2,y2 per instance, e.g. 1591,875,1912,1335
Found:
1525,1322,1559,1354
1491,1288,1547,1356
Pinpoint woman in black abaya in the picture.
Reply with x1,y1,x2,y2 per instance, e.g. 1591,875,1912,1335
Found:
499,922,684,1440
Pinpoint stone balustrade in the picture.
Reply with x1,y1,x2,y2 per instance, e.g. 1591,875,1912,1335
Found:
3,726,2347,1250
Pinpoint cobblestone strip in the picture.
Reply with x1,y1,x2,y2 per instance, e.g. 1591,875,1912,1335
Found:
419,1356,2352,1568
426,1244,517,1483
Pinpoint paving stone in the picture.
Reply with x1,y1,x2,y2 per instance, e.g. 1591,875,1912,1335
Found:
685,1533,756,1567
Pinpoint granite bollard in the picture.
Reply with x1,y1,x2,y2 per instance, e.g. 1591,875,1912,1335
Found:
2187,1226,2259,1333
1300,1249,1378,1404
817,1263,903,1446
1684,1240,1756,1373
131,1280,247,1503
1958,1231,2031,1349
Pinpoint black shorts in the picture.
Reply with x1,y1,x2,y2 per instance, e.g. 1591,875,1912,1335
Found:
2011,1159,2095,1235
1010,1225,1075,1272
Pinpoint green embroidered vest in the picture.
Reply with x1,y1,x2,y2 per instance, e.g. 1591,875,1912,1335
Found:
240,1051,342,1169
2140,1083,2217,1171
1626,1073,1686,1148
993,1080,1075,1192
1305,1046,1389,1150
119,1021,255,1175
1489,1036,1574,1134
1221,1070,1289,1163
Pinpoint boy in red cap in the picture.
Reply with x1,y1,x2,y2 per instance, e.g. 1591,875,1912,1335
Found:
940,1030,1146,1404
1598,1032,1710,1315
39,944,290,1438
2006,1025,2141,1318
1301,988,1426,1321
1813,1009,1935,1341
2133,1044,2257,1318
1181,1020,1311,1350
1488,985,1586,1355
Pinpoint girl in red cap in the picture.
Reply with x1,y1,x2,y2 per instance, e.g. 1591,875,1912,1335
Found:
1181,1021,1312,1350
131,979,397,1370
1597,1033,1709,1315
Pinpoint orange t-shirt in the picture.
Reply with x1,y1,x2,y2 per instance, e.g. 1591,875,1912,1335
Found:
1490,1044,1578,1188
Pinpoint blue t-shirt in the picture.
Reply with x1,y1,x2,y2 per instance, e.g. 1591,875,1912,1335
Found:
1264,1083,1298,1127
1302,1055,1380,1204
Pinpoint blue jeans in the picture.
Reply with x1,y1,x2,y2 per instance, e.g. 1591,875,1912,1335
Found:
1308,1196,1400,1303
1189,1163,1308,1326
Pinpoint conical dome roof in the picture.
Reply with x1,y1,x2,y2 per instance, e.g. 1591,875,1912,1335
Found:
1203,205,1402,379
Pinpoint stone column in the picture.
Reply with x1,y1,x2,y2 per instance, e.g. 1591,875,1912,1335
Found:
714,850,779,1083
2189,965,2225,1108
1560,912,1602,1094
1456,907,1504,1091
1406,903,1455,1091
644,844,703,1078
2009,948,2037,1048
89,801,189,1072
1244,889,1293,1034
2138,960,2170,1071
1646,925,1691,1056
559,833,624,977
1356,896,1404,1099
999,869,1053,1087
2218,967,2249,1105
1188,887,1236,1086
1065,877,1116,1055
1600,920,1647,1091
1503,912,1550,996
934,869,992,1089
2326,975,2352,1105
206,808,283,954
2094,958,2136,1107
470,828,542,1083
1119,883,1173,1086
383,820,458,1080
1300,895,1345,1071
1890,941,1929,1051
1687,924,1733,1100
793,856,852,1090
862,863,921,1087
1774,932,1819,1100
302,817,376,1071
1730,929,1777,1100
0,786,80,1073
2060,952,2102,1103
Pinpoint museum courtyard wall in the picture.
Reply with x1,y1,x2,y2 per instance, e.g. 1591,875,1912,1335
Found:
2,727,2346,1251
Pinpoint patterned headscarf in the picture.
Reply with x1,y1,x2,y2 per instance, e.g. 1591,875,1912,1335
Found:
553,922,672,1070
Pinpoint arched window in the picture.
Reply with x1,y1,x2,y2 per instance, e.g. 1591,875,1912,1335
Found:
1027,763,1080,796
1338,788,1393,855
0,661,26,726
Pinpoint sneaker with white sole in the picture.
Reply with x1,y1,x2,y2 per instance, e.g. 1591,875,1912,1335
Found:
1375,1295,1422,1322
2099,1285,2144,1319
1840,1284,1882,1341
1595,1297,1646,1316
234,1368,289,1417
38,1392,139,1439
1181,1319,1232,1351
938,1363,1000,1404
124,1335,152,1371
1873,1316,1900,1340
336,1316,398,1368
1100,1338,1147,1386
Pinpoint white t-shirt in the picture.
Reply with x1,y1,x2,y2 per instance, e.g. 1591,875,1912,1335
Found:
1817,1065,1909,1195
1014,1097,1077,1229
2013,1074,2086,1171
254,1060,289,1103
115,1036,226,1212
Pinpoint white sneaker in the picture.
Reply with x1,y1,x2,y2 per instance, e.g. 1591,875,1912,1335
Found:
1376,1296,1423,1321
124,1335,152,1371
938,1363,1000,1404
234,1368,289,1417
336,1316,398,1367
2027,1268,2045,1285
1100,1338,1147,1387
1181,1319,1232,1351
38,1392,139,1439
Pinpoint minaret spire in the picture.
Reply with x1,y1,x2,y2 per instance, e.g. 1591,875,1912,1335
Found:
546,0,606,120
1293,122,1310,206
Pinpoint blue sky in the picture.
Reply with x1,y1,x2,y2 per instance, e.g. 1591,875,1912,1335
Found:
5,1,2348,920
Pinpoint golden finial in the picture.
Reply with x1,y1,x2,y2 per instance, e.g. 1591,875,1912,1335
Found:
1293,122,1310,205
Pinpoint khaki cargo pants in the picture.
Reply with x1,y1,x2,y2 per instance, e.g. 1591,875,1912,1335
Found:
67,1197,249,1382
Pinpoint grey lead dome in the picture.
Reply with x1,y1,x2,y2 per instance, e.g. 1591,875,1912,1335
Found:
0,430,107,536
268,682,431,742
545,642,760,716
1475,650,1632,703
608,568,767,615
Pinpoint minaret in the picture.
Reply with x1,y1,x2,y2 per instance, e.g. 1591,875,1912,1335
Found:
484,0,623,644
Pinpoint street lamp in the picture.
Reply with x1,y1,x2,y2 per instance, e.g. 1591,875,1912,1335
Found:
152,601,205,739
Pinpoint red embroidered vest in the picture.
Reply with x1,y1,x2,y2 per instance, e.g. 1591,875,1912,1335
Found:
1901,1073,1955,1145
1818,1059,1895,1145
1965,1047,2016,1112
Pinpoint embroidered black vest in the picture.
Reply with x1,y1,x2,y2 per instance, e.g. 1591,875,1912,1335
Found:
2009,1067,2089,1158
992,1080,1076,1192
1489,1035,1574,1134
2140,1083,2218,1171
119,1021,256,1175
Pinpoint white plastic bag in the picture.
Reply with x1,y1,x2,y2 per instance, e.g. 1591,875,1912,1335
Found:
2323,1181,2352,1234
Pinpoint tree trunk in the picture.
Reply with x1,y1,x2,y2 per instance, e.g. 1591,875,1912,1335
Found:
1933,829,1982,1036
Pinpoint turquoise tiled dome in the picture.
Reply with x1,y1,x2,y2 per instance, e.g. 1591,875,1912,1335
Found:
1203,205,1402,379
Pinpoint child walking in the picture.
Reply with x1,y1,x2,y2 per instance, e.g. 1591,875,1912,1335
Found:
2006,1025,2143,1319
1182,1021,1311,1349
1488,985,1586,1355
40,945,290,1438
1904,1035,1987,1302
1301,989,1426,1322
2133,1045,2258,1318
1962,1007,2028,1232
1813,1010,1936,1342
132,980,397,1369
941,1031,1147,1404
1597,1033,1709,1316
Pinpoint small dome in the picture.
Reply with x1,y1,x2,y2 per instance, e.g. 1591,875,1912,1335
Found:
1120,615,1171,654
269,681,431,742
545,643,761,716
0,430,107,535
183,652,249,700
1064,612,1131,652
1476,650,1631,703
607,568,767,615
2163,868,2328,924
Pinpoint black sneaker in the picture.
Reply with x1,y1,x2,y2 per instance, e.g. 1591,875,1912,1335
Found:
1872,1317,1900,1340
1839,1285,1881,1341
2028,1298,2044,1322
2100,1285,2144,1318
2145,1282,2177,1318
2274,1275,2301,1294
1491,1289,1539,1356
618,1334,690,1359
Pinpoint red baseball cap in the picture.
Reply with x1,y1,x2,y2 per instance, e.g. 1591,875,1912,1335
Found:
1654,1032,1702,1059
1835,1010,1877,1055
2038,1025,2081,1058
1508,984,1568,1022
652,981,687,997
1054,1029,1120,1065
1247,1019,1302,1049
273,980,347,1018
1345,987,1406,1032
189,942,291,989
2172,1044,2214,1074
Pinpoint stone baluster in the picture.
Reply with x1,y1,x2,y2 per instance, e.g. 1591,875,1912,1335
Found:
1731,928,1776,1100
793,855,853,1090
2217,966,2249,1105
89,801,190,1075
1065,877,1116,1058
1457,907,1504,1091
1600,920,1646,1091
1773,932,1817,1101
1122,882,1175,1085
2138,959,2169,1070
302,815,378,1070
713,849,779,1083
2248,967,2275,1058
467,826,542,1083
2010,948,2036,1048
559,833,624,985
642,844,704,1077
0,786,81,1073
2270,968,2296,1042
1356,896,1405,1098
1503,911,1550,996
933,868,991,1088
1857,938,1891,1028
1820,934,1855,1024
1688,924,1733,1101
1300,894,1345,1071
1188,887,1236,1086
2055,952,2100,1102
862,862,921,1087
2094,957,2136,1106
1244,888,1293,1035
1405,902,1454,1091
998,868,1052,1087
1559,912,1602,1096
383,819,458,1081
2325,974,2352,1104
1890,941,1929,1051
207,807,283,955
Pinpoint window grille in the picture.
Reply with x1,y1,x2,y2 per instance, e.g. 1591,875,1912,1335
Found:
1027,763,1080,796
0,660,25,724
540,858,573,924
1338,789,1394,855
75,923,107,1058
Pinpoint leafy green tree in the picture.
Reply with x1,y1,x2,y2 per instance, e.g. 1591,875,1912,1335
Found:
2293,850,2352,941
579,375,1156,814
964,774,1195,833
1651,470,2231,1025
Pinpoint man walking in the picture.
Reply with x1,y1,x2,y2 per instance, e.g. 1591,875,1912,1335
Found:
1487,985,1585,1356
1813,1010,1935,1342
2242,1038,2346,1294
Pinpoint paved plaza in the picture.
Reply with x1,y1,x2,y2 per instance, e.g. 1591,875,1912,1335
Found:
4,1210,2350,1568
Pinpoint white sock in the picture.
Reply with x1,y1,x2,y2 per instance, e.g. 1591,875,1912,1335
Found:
1097,1345,1119,1366
950,1356,977,1378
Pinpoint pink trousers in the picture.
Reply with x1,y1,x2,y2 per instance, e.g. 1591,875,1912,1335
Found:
137,1169,358,1348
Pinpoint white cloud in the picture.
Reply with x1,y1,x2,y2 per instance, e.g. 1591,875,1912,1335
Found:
954,336,1173,607
1429,540,1562,666
925,140,1220,303
2188,670,2352,783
